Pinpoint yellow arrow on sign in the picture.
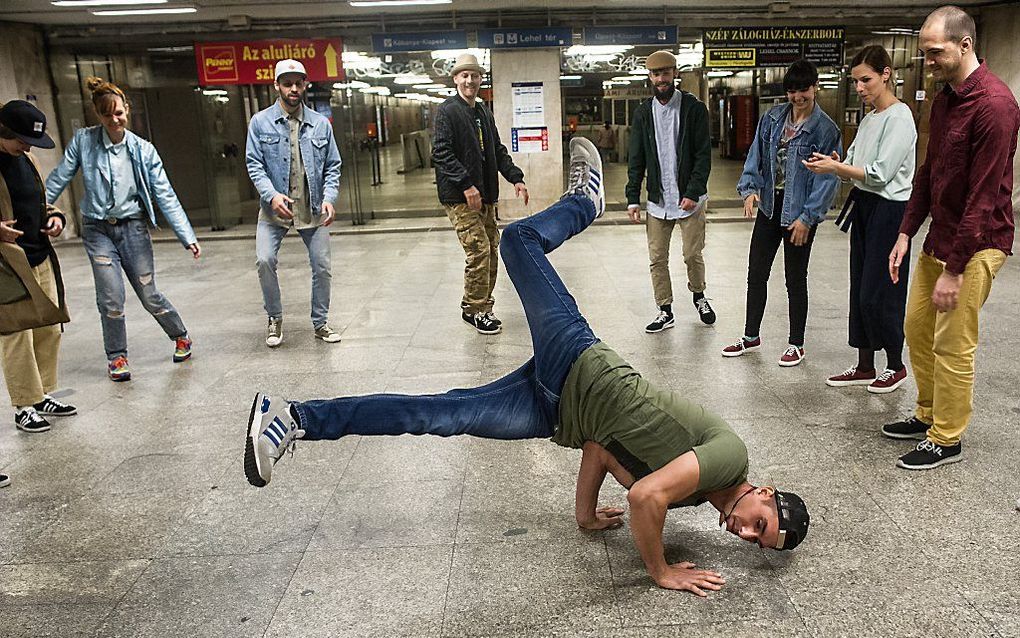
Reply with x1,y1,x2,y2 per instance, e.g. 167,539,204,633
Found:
325,43,340,78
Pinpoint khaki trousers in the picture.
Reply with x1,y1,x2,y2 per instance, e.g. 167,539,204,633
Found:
0,258,61,407
905,249,1006,446
646,210,707,306
445,203,499,315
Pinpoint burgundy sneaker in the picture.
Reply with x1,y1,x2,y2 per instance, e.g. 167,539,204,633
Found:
868,367,908,394
778,345,805,367
826,366,876,387
722,337,761,358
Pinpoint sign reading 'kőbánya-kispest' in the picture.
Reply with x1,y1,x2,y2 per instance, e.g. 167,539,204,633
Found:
703,26,845,68
195,39,345,86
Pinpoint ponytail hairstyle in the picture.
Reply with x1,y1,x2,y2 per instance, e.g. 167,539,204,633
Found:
851,45,894,84
85,76,129,116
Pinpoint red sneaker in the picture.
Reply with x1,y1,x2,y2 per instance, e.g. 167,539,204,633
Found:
825,366,876,387
722,336,761,357
867,367,907,394
778,345,805,367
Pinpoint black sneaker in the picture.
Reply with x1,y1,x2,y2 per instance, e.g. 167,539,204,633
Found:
645,310,675,333
0,473,10,488
33,395,77,417
881,416,930,440
694,296,716,325
896,439,962,470
462,311,501,335
483,311,502,327
15,408,51,433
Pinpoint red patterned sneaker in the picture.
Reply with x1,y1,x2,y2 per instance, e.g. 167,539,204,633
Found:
721,337,761,357
826,366,876,387
867,367,907,394
778,345,805,367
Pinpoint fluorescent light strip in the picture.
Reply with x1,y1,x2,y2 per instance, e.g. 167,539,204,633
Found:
91,6,195,14
349,0,451,6
54,0,165,5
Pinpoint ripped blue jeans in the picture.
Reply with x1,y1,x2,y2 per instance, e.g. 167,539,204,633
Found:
294,195,600,441
81,218,187,360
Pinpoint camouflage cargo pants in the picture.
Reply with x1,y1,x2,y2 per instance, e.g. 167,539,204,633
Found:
445,203,499,315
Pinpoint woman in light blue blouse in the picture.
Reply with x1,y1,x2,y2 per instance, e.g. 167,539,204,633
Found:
46,77,201,382
804,45,917,394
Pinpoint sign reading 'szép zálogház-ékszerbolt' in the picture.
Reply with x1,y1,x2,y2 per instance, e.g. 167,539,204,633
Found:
703,26,845,68
195,39,345,86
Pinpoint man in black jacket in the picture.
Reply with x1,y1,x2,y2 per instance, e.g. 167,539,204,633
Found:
626,50,716,333
432,53,528,335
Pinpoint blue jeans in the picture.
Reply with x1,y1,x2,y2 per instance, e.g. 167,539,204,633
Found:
295,195,599,441
81,218,188,360
255,221,332,329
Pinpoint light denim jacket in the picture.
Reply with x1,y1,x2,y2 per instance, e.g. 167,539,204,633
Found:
45,126,198,247
245,102,342,217
736,103,843,227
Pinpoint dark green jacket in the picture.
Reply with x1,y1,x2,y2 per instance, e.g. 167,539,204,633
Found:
626,90,712,208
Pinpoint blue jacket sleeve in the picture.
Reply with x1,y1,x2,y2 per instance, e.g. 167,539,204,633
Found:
45,128,83,204
798,124,843,226
737,114,768,199
245,118,280,208
142,143,198,247
321,125,342,205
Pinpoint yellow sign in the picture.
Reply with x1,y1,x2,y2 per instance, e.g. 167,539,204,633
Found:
705,48,756,68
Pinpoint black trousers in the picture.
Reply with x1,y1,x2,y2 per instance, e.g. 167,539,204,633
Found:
744,190,817,347
847,189,909,354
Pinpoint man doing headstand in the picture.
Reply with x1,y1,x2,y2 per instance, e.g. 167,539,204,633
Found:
243,138,810,596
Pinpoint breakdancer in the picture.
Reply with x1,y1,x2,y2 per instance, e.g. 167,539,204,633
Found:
244,138,809,596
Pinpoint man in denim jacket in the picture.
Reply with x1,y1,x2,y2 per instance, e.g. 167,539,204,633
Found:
246,59,343,348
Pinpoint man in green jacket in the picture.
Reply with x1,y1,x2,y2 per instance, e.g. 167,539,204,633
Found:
626,50,716,333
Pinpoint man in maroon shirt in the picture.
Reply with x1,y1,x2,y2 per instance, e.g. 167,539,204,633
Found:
885,5,1019,470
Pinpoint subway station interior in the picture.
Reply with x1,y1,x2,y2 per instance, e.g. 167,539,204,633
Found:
0,0,1019,636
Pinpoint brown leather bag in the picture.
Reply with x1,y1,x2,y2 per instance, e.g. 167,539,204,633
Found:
0,151,70,335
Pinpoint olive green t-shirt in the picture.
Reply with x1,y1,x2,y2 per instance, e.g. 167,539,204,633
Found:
553,342,748,505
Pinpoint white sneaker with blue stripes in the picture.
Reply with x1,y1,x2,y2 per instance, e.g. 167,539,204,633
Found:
245,393,305,487
563,137,605,218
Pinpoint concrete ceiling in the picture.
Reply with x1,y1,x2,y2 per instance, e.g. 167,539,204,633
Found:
0,0,1003,32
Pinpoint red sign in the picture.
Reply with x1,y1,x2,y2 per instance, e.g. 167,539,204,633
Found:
195,38,345,86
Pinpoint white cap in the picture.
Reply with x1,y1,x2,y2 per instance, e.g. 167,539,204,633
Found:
274,59,307,81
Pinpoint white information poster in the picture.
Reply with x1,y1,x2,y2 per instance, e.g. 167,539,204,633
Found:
512,82,545,128
511,127,549,153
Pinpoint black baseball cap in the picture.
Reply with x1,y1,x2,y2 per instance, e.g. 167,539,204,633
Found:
773,491,809,550
0,100,55,149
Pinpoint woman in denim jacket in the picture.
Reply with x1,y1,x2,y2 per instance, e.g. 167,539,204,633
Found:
723,60,842,367
46,77,200,382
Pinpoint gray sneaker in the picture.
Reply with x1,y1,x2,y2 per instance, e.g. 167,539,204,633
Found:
563,137,605,218
314,324,342,343
266,317,283,348
244,393,305,487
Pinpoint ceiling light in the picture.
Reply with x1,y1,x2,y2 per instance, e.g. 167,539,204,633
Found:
413,83,446,89
559,75,581,80
349,0,451,6
53,0,165,5
394,74,431,85
430,48,486,61
147,45,193,53
91,6,195,14
706,71,733,78
565,45,633,56
333,80,370,89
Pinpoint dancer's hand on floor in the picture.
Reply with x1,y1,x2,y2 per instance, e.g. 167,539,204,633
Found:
653,562,726,597
578,506,625,530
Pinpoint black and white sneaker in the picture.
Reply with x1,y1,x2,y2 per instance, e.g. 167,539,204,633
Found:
462,311,501,335
0,473,9,488
15,408,51,433
563,137,605,218
244,393,305,487
694,296,716,325
33,395,77,417
645,310,675,333
881,416,930,440
483,311,502,327
896,439,962,470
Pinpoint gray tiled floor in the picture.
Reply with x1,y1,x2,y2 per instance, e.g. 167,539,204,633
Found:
1,214,1018,638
